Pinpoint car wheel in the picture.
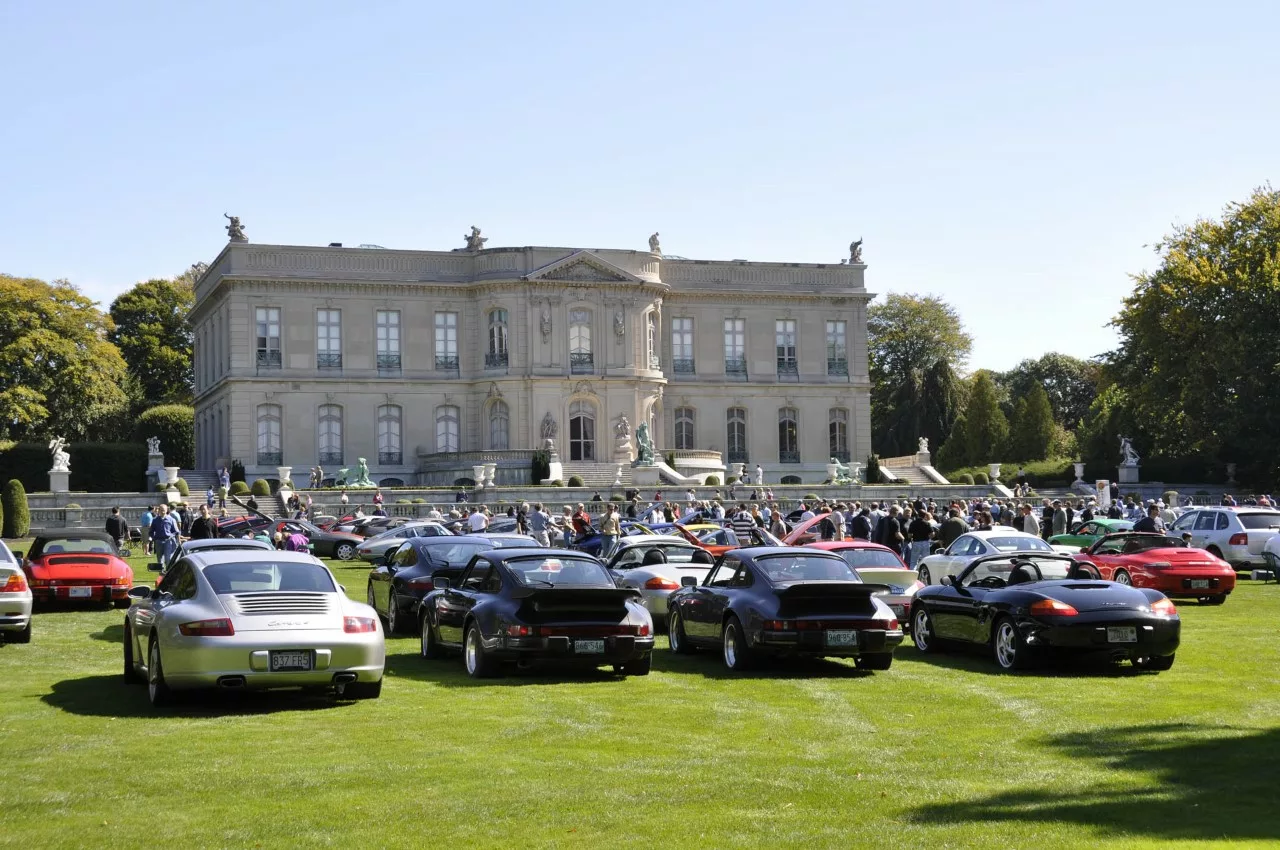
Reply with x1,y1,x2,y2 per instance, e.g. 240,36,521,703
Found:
367,584,384,620
911,607,938,652
336,543,356,561
918,565,932,585
387,590,401,635
615,654,652,676
1134,653,1175,671
722,616,754,672
420,614,442,659
11,620,32,644
148,640,173,707
992,617,1033,671
668,611,695,655
123,623,142,683
1205,594,1227,606
1207,545,1223,559
113,598,131,609
464,622,496,679
343,678,383,699
855,654,892,671
1114,570,1132,586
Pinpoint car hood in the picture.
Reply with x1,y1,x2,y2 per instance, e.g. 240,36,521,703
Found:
1020,580,1154,613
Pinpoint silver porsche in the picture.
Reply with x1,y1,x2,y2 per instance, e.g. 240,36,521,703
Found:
123,550,385,707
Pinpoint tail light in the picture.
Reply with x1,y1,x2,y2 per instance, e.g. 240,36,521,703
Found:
1228,533,1248,546
405,577,435,592
882,618,899,630
179,618,235,636
637,622,651,637
114,576,132,586
343,616,377,633
29,578,50,587
2,573,28,592
763,620,794,630
505,624,532,637
1029,599,1079,617
1150,598,1178,617
643,577,681,591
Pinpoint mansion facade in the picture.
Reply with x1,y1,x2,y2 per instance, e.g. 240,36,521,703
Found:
190,236,872,485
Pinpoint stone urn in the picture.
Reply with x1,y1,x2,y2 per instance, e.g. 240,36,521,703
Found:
471,465,486,487
988,463,1002,482
1073,462,1085,481
1226,463,1238,485
733,463,747,482
163,466,180,485
483,463,498,488
826,461,840,481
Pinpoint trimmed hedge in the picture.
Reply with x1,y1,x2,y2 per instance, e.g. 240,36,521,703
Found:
957,473,975,484
230,481,251,496
135,405,195,469
567,475,585,487
704,475,720,486
251,479,271,497
3,479,30,539
0,441,146,492
974,472,989,485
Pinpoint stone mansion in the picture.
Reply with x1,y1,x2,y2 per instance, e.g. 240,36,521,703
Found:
190,231,872,486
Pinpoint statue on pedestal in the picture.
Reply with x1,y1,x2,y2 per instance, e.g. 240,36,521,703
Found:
918,437,929,454
631,422,656,467
849,238,863,263
648,232,661,254
146,436,162,456
1118,436,1141,467
830,456,853,484
463,226,488,251
224,213,247,242
49,437,71,473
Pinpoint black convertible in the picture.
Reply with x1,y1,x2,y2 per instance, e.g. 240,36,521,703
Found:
416,548,655,678
666,547,903,672
909,552,1181,671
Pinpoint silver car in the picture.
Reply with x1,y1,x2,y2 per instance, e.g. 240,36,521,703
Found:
0,540,32,644
604,537,717,627
356,522,453,563
123,550,385,707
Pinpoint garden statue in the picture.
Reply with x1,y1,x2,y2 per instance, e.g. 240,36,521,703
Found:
146,436,162,456
613,311,625,337
614,415,630,441
631,422,656,467
49,436,71,472
224,213,247,242
540,305,552,338
334,467,350,486
830,456,853,484
349,457,376,488
649,232,661,254
463,225,487,251
918,437,929,454
541,412,558,441
1118,436,1140,467
849,238,863,263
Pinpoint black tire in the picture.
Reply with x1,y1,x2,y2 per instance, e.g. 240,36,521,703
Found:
386,590,402,635
855,653,893,671
420,613,442,659
911,606,940,653
367,585,384,624
464,622,497,679
918,565,932,585
722,616,754,672
113,598,131,609
1207,546,1224,560
992,617,1034,671
616,654,652,676
123,622,142,683
1204,594,1227,606
1134,652,1175,671
10,621,32,645
668,611,695,654
1113,570,1132,586
343,678,383,699
336,542,356,561
147,640,173,707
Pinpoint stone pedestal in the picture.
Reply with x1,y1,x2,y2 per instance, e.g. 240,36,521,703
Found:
1117,466,1140,485
631,466,661,486
48,469,69,493
546,456,564,484
164,485,181,504
1073,462,1085,481
613,464,624,487
147,452,166,485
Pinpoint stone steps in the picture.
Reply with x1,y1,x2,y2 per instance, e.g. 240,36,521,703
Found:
559,462,632,491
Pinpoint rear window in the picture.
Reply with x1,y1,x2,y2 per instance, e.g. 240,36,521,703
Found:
988,537,1052,553
202,561,337,594
1238,513,1280,530
613,543,698,568
424,542,492,564
504,556,615,588
488,536,539,548
37,537,115,556
757,554,862,584
837,549,905,569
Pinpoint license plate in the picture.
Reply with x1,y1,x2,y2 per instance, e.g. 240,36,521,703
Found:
891,605,906,617
68,586,92,598
1107,626,1137,644
1190,579,1209,589
825,629,859,647
270,650,313,671
574,639,604,654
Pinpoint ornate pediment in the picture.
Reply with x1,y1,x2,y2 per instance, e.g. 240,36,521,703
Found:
525,251,641,284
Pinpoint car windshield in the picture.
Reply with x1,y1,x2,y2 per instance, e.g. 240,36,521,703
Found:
504,556,615,587
988,536,1052,553
966,557,1073,586
488,536,538,548
1117,536,1187,552
836,548,904,568
37,537,114,556
424,542,493,564
758,554,861,584
202,561,337,594
1238,513,1280,530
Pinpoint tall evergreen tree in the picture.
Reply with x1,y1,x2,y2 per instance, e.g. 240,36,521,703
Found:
963,372,1009,466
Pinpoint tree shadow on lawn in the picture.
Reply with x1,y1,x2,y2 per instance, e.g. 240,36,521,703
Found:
42,674,357,718
90,623,124,642
653,650,874,681
894,644,1158,678
908,723,1280,841
384,651,636,687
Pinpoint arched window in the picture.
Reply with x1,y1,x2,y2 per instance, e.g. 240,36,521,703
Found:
674,407,696,450
778,407,799,463
726,407,747,464
569,400,595,461
489,400,510,450
647,312,659,369
378,405,402,465
318,404,343,465
487,309,509,369
570,309,592,374
829,408,849,462
256,404,282,466
436,405,460,454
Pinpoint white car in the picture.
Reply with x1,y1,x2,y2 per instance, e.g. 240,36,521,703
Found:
916,530,1054,585
603,537,716,627
0,540,32,644
1169,506,1280,569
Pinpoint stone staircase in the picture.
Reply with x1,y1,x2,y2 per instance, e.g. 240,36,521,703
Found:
559,462,633,491
883,466,934,485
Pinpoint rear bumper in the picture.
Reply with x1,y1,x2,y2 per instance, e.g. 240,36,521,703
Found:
755,628,904,657
0,592,33,629
31,585,128,603
159,631,386,691
1226,545,1264,567
1025,617,1180,658
494,634,655,665
1148,573,1235,598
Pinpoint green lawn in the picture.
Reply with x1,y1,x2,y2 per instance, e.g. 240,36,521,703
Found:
2,551,1278,848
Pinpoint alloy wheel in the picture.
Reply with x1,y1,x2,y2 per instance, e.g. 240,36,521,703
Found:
723,624,738,668
465,629,478,675
387,591,398,634
1115,570,1132,586
912,608,932,651
994,621,1017,668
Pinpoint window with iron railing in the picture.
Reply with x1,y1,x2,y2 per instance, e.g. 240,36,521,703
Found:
778,407,799,464
673,357,696,374
776,360,799,381
725,355,748,379
727,407,747,463
826,320,847,377
318,451,343,465
485,351,508,369
827,358,848,376
317,309,342,370
377,353,401,375
378,451,402,465
570,351,594,374
776,319,797,381
435,355,460,372
256,349,282,371
256,307,281,372
317,352,343,370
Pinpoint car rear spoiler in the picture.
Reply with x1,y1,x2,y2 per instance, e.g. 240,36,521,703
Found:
513,586,642,613
775,581,890,599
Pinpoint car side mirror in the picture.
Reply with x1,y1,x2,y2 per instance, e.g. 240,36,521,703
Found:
681,575,698,588
939,575,954,586
127,585,152,599
434,577,451,590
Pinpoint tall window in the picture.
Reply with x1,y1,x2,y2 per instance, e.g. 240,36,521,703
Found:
647,312,660,369
778,407,799,463
435,312,459,372
776,319,798,380
318,404,343,465
378,405,402,465
569,400,595,461
570,309,593,374
376,310,401,375
255,307,281,371
672,317,694,374
829,408,849,462
724,318,746,379
256,404,282,466
487,309,508,369
489,400,510,450
435,405,460,453
674,407,696,450
316,309,342,370
726,407,747,463
826,320,848,376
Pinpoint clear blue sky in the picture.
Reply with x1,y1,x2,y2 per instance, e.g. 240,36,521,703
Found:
2,0,1275,371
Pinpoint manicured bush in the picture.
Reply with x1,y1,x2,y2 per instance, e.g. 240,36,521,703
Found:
704,475,720,486
726,476,738,484
280,479,294,489
550,480,564,487
135,404,195,469
804,493,819,501
865,454,882,485
174,478,189,497
231,460,246,483
251,479,271,497
396,498,410,504
1163,490,1179,506
65,503,82,510
567,475,585,487
531,450,550,484
2,479,30,539
230,481,251,496
411,498,425,504
974,472,989,485
957,473,975,485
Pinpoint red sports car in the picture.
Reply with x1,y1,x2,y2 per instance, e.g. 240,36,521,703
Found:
19,530,134,608
782,512,832,545
1071,532,1235,604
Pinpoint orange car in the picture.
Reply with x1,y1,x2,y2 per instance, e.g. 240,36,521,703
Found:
782,513,833,545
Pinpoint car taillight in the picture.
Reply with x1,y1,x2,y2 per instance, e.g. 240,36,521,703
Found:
643,577,681,591
2,573,28,592
1229,533,1248,546
114,576,132,586
505,624,532,637
179,618,235,636
638,622,651,636
908,581,925,593
343,616,377,633
405,577,435,591
1029,599,1079,617
1150,598,1178,617
763,620,793,630
28,578,49,587
882,618,899,630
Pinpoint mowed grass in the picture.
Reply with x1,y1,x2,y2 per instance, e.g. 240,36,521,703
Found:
1,551,1279,849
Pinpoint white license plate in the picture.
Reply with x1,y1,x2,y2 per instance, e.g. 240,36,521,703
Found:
270,650,313,671
825,629,859,647
574,639,605,654
891,605,906,617
1190,579,1209,589
68,586,92,598
1107,626,1137,644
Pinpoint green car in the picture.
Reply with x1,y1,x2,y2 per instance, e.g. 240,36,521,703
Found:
1049,518,1134,548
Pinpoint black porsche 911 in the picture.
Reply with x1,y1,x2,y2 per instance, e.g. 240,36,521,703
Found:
909,552,1181,671
416,548,655,678
665,547,903,672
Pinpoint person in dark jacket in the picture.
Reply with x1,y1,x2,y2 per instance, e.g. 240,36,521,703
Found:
189,505,216,540
105,507,129,546
939,509,968,549
1132,505,1166,534
851,508,872,540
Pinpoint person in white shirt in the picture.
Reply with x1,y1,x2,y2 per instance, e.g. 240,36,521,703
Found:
754,464,764,486
467,507,489,533
686,488,696,503
800,503,815,522
426,505,443,520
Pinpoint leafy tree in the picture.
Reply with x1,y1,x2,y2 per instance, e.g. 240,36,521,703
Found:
942,372,1008,468
1006,384,1055,461
997,353,1101,431
1076,384,1135,469
0,275,131,440
109,275,195,406
1005,397,1031,460
136,405,195,469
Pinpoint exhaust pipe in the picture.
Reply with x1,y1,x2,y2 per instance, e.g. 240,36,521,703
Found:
332,671,357,696
217,675,246,689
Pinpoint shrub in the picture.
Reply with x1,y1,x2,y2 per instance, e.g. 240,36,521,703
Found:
174,478,189,497
550,480,565,487
280,479,294,489
957,473,975,485
974,472,989,485
0,442,147,492
231,460,246,483
726,476,738,484
865,454,882,484
396,499,410,504
135,404,195,469
230,480,250,496
567,475,585,487
65,503,82,510
705,475,720,486
665,451,676,467
2,479,30,538
251,479,271,497
411,498,425,504
155,482,169,492
1163,490,1179,506
804,493,819,501
531,450,550,484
